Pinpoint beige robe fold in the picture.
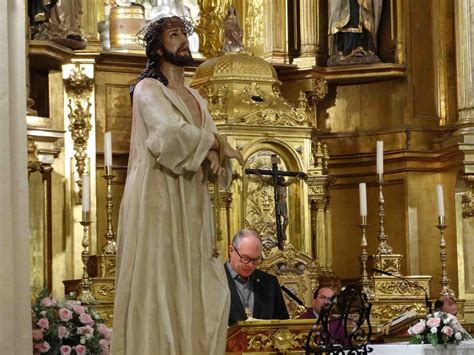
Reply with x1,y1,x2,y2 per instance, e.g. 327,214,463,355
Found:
111,78,230,355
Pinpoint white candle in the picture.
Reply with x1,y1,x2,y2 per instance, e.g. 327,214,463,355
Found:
82,174,90,212
376,141,384,180
104,132,112,167
359,183,367,217
436,184,445,218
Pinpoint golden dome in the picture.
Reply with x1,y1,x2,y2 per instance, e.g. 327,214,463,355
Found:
192,52,279,87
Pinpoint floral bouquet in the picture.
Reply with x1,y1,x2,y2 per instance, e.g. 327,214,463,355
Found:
32,291,112,354
408,311,472,347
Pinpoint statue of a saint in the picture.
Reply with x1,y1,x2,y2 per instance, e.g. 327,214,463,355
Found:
328,0,383,66
222,5,244,53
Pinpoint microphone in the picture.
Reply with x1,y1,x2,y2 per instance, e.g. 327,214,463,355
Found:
280,285,306,307
373,268,432,314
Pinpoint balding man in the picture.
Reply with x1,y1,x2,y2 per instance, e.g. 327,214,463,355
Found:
224,229,289,326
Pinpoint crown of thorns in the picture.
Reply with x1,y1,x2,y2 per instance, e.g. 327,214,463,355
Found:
137,16,194,47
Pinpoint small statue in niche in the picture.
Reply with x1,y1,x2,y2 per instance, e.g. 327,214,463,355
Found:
327,0,383,66
222,5,245,53
29,0,86,49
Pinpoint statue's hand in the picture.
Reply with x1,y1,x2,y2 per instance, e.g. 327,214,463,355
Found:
207,150,225,176
222,140,244,165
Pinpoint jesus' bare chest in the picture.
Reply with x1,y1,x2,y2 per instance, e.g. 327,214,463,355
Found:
173,87,202,127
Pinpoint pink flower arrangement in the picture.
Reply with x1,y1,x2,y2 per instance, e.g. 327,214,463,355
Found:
408,311,471,347
32,291,112,354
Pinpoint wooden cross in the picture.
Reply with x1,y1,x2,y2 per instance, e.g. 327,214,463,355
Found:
245,154,306,250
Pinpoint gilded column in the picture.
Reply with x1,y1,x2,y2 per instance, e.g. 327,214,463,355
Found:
454,0,474,323
293,0,326,68
307,142,334,276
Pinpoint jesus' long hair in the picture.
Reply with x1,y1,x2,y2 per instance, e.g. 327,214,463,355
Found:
130,16,193,98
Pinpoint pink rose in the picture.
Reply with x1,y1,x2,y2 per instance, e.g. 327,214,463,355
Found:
58,325,70,339
32,328,44,341
36,341,51,353
36,318,49,329
64,300,80,309
99,338,109,355
75,344,87,355
410,321,426,335
442,326,454,337
73,305,86,315
98,323,112,341
77,325,94,338
40,297,56,307
60,345,72,355
79,313,94,325
59,308,73,321
427,317,441,328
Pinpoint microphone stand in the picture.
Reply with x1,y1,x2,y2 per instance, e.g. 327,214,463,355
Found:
373,268,432,314
280,285,306,307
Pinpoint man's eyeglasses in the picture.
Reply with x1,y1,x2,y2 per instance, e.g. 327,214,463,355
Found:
232,246,263,265
317,295,332,302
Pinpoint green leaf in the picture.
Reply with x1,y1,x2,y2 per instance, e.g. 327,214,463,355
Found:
427,333,438,347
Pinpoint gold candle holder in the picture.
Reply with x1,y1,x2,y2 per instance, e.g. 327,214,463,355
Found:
78,212,96,304
376,176,393,255
359,216,374,299
437,216,455,298
102,165,117,254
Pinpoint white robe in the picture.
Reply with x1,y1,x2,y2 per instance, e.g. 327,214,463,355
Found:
111,78,230,355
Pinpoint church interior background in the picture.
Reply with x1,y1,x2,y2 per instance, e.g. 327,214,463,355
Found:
3,0,474,352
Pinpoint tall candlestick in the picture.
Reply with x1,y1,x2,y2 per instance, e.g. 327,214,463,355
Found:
436,184,445,218
376,141,384,181
104,132,112,168
82,174,90,212
359,183,367,217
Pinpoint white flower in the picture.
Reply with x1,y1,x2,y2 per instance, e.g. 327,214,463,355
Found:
40,311,46,316
455,332,463,341
431,327,438,334
80,337,86,345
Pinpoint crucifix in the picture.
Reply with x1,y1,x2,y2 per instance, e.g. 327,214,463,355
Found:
245,154,306,250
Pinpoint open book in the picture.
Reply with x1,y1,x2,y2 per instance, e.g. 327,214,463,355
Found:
377,310,422,336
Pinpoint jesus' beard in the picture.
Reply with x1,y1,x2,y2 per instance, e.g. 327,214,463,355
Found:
162,46,194,66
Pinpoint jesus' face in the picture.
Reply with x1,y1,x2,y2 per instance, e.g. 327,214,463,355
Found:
159,24,193,67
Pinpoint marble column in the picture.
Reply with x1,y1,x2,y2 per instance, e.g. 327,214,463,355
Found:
0,0,33,353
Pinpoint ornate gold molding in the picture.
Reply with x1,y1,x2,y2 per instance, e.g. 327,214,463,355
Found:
370,303,426,322
462,174,474,217
63,64,94,192
27,138,52,175
196,0,232,57
247,328,316,352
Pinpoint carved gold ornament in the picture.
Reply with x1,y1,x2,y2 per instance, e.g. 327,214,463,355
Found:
64,64,94,193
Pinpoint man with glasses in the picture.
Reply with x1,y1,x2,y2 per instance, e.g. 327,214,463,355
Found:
299,287,335,319
225,229,289,326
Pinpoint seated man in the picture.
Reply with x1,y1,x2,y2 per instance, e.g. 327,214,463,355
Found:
434,295,472,339
299,286,334,319
224,229,289,326
434,295,458,315
299,286,352,346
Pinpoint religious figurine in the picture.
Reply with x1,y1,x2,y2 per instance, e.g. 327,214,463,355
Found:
97,2,111,50
255,172,304,249
328,0,383,66
222,5,244,53
29,0,86,49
